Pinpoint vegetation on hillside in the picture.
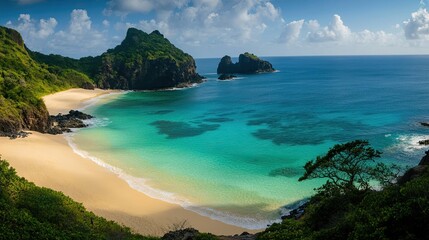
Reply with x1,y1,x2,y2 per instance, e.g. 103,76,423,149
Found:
1,25,202,135
0,26,93,135
0,157,154,240
31,28,202,90
257,140,429,240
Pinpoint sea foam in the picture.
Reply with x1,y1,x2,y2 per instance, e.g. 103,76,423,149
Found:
395,134,429,153
78,91,130,112
64,132,279,229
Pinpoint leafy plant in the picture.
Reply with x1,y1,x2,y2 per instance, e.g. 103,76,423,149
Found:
299,140,399,193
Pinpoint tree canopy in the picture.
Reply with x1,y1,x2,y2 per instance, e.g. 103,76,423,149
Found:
299,140,399,193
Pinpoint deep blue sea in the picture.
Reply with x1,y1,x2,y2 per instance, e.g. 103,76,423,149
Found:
69,56,429,229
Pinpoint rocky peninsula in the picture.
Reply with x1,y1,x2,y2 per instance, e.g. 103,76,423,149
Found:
217,52,274,74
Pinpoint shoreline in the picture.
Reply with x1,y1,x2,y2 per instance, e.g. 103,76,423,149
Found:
0,88,253,236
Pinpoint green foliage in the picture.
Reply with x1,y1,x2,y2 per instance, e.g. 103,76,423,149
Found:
242,52,259,61
256,220,311,240
94,28,198,89
259,141,429,240
193,233,219,240
27,28,200,90
0,157,155,240
299,140,398,193
0,26,94,133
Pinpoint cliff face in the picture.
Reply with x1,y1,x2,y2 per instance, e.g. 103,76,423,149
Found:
0,26,92,136
95,28,202,90
31,28,203,90
217,52,274,74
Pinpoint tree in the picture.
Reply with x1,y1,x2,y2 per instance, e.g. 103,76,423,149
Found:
299,140,398,193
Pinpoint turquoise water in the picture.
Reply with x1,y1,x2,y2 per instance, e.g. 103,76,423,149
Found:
70,56,429,229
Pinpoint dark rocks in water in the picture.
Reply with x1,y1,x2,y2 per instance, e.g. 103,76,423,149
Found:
67,110,93,120
218,74,237,80
421,122,429,127
398,150,429,184
48,110,93,135
419,139,429,145
217,52,274,74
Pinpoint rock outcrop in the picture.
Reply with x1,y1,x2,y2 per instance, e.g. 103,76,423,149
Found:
218,74,236,80
0,26,97,137
217,52,274,74
30,28,204,90
94,28,203,90
48,110,93,134
397,150,429,184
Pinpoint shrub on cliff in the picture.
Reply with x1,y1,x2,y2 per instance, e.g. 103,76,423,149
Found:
0,26,93,135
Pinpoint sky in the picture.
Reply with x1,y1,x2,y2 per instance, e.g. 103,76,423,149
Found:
1,0,429,58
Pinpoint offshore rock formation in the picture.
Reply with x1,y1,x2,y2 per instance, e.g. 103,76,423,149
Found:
217,52,274,74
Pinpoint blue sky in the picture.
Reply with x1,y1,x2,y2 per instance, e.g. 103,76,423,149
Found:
1,0,428,58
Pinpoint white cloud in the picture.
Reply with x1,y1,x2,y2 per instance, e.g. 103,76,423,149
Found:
16,0,44,5
105,0,188,15
272,14,403,56
403,8,429,40
138,19,170,36
70,9,92,34
7,14,57,39
102,20,110,27
49,9,108,57
37,18,58,38
6,10,109,58
353,30,395,44
279,19,304,43
307,14,351,42
115,0,281,47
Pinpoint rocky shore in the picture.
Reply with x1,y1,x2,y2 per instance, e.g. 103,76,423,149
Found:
419,122,429,145
218,74,237,80
48,110,93,134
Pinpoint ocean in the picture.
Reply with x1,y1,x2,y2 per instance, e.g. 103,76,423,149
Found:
68,55,429,229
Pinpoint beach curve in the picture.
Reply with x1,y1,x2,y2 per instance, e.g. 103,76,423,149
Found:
0,88,253,236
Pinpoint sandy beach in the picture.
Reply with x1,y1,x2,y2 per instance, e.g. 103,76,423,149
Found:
0,88,251,236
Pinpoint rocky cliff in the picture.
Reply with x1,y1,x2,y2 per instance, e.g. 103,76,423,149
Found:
0,26,93,136
31,28,203,90
96,28,203,90
217,52,274,74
